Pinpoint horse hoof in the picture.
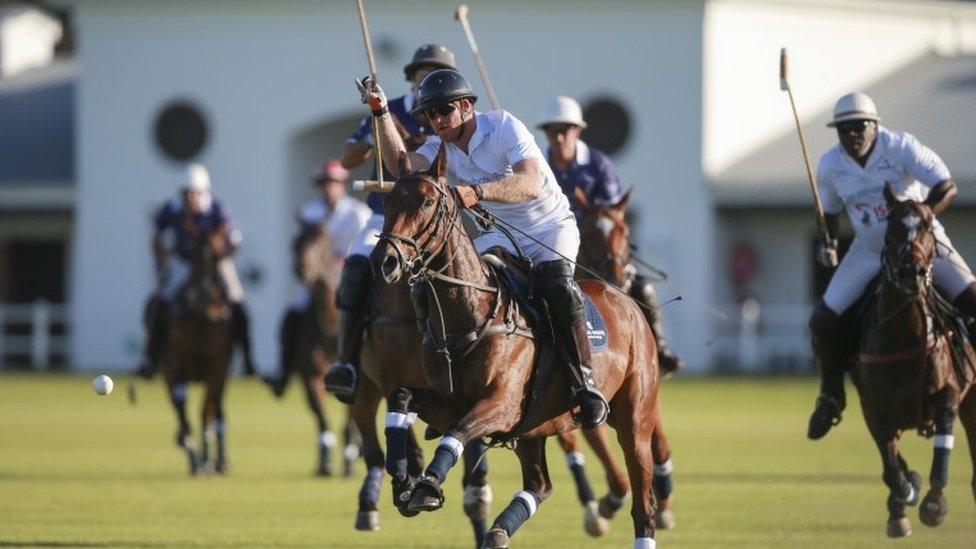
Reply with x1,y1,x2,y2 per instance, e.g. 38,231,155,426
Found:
886,517,912,538
391,476,419,517
481,527,509,549
215,460,229,475
598,493,625,520
464,484,493,521
655,509,676,530
407,477,444,513
919,490,948,527
584,500,610,537
355,510,380,531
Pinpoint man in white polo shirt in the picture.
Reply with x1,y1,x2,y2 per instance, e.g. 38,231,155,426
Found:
807,92,976,439
356,69,609,429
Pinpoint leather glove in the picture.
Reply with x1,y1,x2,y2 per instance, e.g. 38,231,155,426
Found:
453,185,481,209
355,76,388,113
817,237,839,268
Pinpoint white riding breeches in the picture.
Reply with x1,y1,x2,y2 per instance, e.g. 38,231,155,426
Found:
473,215,580,265
823,234,976,314
348,214,383,259
160,257,245,303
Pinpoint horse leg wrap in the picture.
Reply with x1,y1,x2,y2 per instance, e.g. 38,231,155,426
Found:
566,451,595,505
633,538,657,549
930,434,954,488
493,491,540,537
358,466,384,510
384,411,416,478
424,435,464,483
653,458,674,501
170,384,188,406
463,440,490,488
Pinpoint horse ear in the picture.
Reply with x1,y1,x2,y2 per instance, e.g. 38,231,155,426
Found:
617,188,632,208
883,183,899,208
427,144,447,180
573,187,591,211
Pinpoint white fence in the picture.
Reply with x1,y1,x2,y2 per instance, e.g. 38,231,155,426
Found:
709,301,813,374
0,300,70,369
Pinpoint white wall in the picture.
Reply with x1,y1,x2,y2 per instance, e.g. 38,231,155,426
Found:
703,0,976,175
71,1,709,370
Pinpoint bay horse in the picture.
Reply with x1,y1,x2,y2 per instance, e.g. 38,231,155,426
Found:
162,229,234,475
346,259,495,546
850,185,976,537
573,186,676,531
288,223,360,477
370,153,664,548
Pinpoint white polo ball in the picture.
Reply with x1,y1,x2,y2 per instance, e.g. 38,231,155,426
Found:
92,374,114,396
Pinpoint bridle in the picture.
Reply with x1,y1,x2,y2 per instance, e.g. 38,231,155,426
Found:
880,205,935,298
580,208,633,290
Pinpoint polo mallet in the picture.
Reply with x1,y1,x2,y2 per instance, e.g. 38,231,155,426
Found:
455,4,501,110
779,48,829,245
353,0,390,191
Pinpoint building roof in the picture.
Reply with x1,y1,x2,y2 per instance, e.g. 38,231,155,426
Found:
0,61,75,185
712,53,976,207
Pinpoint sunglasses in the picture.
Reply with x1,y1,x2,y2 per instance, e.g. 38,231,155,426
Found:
544,124,576,138
423,103,457,119
835,119,872,134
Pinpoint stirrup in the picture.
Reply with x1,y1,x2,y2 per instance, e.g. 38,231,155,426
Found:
573,386,610,429
325,362,358,404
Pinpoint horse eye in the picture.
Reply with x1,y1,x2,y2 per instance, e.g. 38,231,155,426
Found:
422,198,435,209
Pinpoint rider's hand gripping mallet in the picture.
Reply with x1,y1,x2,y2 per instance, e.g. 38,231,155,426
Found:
455,4,501,110
353,0,390,191
780,48,832,251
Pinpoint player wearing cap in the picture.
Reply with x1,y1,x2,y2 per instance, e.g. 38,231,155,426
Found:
807,92,976,439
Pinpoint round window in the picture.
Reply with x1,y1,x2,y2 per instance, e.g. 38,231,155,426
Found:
581,97,631,156
153,101,208,161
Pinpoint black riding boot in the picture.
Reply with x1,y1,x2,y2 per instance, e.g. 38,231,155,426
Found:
137,297,169,379
536,260,610,429
807,302,845,440
266,309,301,398
632,274,683,377
952,283,976,344
231,303,256,376
325,255,373,404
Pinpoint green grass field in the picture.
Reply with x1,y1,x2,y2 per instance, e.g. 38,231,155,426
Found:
1,374,974,548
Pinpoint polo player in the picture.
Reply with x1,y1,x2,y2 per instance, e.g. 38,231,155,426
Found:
265,159,371,397
807,92,976,439
137,162,255,378
356,68,610,429
538,95,684,376
324,44,458,404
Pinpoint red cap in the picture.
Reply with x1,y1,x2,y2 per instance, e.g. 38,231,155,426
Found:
314,159,349,184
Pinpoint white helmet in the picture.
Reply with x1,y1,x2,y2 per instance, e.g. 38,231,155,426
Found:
827,92,881,127
183,162,211,192
537,95,587,129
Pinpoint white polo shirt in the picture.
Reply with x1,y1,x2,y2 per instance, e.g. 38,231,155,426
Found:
817,126,951,251
297,195,372,258
416,110,574,232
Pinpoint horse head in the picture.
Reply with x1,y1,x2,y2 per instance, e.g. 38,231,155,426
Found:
881,184,936,297
181,228,229,315
371,148,460,284
575,187,633,287
294,223,338,288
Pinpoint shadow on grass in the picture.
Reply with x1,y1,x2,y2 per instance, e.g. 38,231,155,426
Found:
0,542,165,548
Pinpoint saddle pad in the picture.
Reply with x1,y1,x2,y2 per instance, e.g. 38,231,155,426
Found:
583,295,608,352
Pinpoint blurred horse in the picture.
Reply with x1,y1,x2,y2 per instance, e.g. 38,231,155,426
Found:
851,186,976,537
371,154,666,548
287,223,359,476
573,188,676,530
162,229,234,475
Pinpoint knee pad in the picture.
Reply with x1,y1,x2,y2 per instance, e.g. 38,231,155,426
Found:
337,255,373,311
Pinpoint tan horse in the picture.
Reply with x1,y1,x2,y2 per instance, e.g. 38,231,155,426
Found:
163,230,234,475
850,186,976,537
371,155,665,548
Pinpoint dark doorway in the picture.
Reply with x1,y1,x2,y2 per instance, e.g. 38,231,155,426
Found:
7,240,66,303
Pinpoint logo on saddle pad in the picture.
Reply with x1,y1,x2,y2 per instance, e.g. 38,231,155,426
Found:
583,296,608,352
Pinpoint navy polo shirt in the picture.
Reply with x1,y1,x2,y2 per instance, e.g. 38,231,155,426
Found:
547,140,622,214
348,93,431,214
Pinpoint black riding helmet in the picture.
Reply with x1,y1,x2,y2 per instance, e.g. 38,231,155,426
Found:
409,69,478,118
403,44,456,80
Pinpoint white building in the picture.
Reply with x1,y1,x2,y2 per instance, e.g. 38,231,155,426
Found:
3,0,975,372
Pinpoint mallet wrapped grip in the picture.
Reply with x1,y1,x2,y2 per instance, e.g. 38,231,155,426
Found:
779,48,789,91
